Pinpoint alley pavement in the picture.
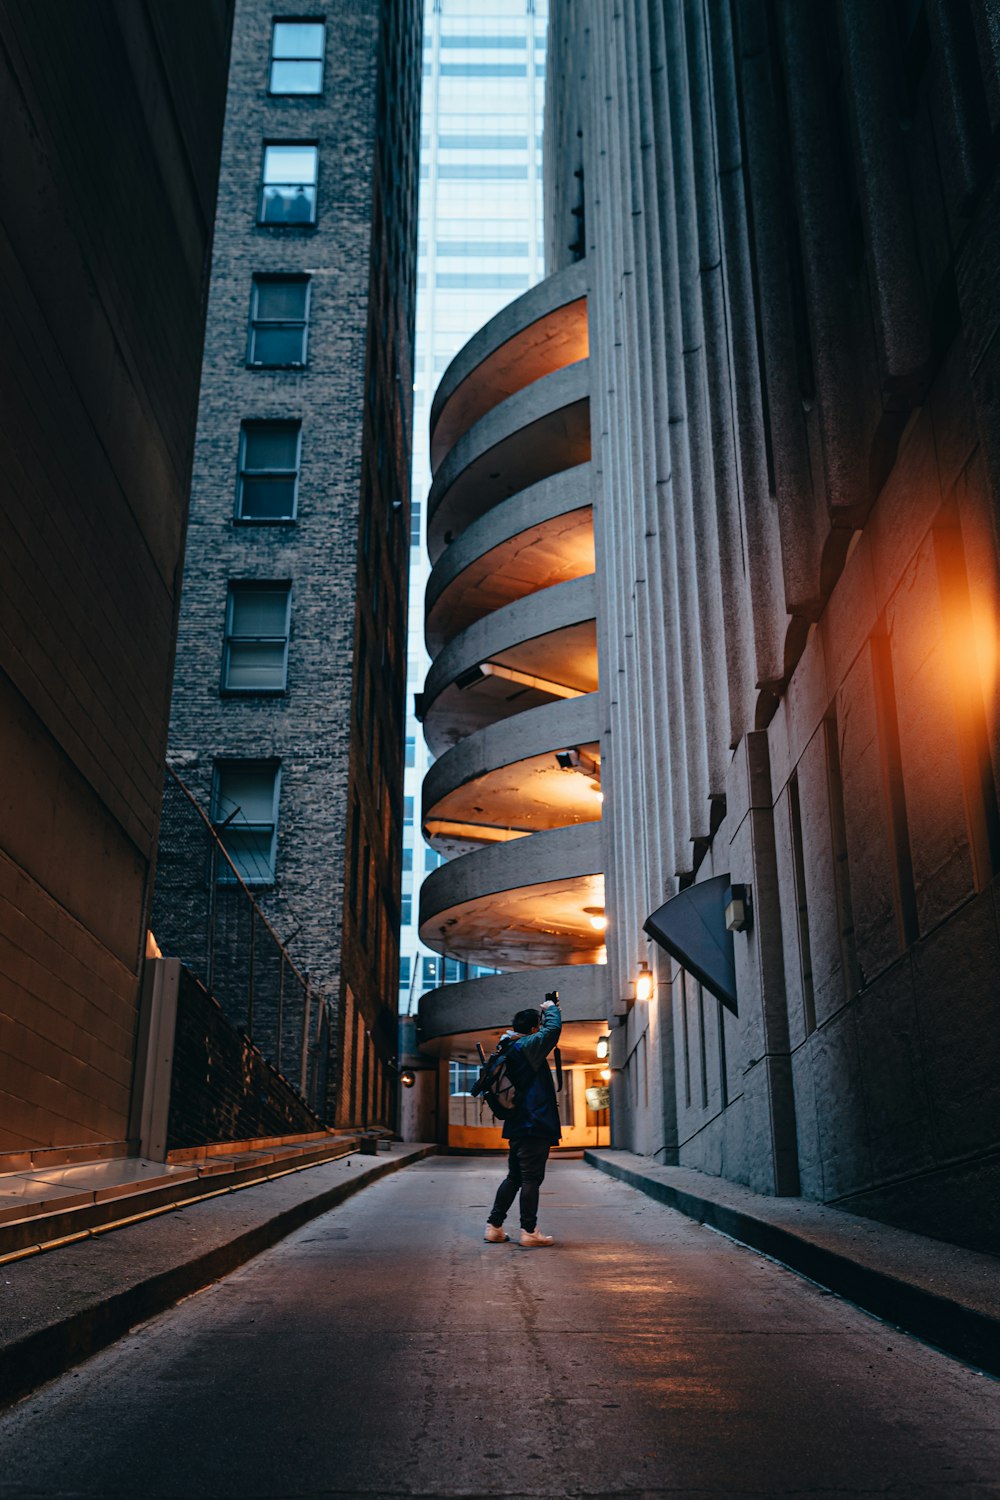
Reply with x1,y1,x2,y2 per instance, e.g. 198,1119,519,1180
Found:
0,1156,997,1499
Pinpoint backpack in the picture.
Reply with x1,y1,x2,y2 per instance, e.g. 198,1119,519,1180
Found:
470,1036,522,1121
470,1035,565,1123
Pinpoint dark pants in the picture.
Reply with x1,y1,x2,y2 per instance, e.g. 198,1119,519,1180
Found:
488,1136,552,1232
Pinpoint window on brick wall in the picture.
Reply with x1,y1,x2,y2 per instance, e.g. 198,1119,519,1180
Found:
259,143,318,225
212,762,280,885
248,276,310,367
269,19,325,94
222,582,291,693
236,421,301,521
399,956,411,990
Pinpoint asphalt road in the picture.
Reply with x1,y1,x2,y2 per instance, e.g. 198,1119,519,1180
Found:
0,1157,997,1499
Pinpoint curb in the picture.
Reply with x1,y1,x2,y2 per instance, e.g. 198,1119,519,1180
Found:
584,1149,1000,1377
1,1145,434,1410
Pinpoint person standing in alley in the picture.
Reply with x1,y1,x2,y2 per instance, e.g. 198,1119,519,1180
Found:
484,994,562,1247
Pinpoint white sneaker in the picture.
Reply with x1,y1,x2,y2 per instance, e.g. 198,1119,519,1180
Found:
484,1223,508,1242
519,1228,554,1247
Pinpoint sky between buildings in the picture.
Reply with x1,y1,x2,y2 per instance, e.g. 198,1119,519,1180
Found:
399,0,549,1016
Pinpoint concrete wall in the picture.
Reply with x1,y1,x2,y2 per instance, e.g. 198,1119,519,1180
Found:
165,0,421,1130
550,0,1000,1251
0,1,233,1153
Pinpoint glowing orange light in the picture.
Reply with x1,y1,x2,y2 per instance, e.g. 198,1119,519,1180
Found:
635,961,653,1002
969,594,998,701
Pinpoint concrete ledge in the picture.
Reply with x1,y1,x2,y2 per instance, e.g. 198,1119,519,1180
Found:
585,1149,1000,1376
0,1143,434,1410
418,963,608,1048
430,261,589,462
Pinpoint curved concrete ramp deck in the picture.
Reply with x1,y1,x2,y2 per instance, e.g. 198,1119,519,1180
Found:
419,821,605,969
430,260,589,467
418,962,608,1061
427,361,590,562
422,693,602,845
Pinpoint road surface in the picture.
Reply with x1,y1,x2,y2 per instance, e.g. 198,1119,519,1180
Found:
0,1157,997,1498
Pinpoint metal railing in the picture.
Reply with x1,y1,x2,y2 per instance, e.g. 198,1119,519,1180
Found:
150,765,333,1118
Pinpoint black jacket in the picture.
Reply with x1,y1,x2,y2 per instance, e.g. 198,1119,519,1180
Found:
502,1004,562,1143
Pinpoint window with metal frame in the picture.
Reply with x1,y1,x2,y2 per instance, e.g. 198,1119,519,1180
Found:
248,276,310,366
259,143,318,224
422,955,440,988
222,583,291,692
212,763,280,886
269,19,325,94
236,421,301,521
449,1061,480,1096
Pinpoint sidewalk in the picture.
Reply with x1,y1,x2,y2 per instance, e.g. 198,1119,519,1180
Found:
585,1148,1000,1376
0,1141,433,1409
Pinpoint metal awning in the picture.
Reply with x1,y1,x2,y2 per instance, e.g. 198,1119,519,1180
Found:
643,873,738,1015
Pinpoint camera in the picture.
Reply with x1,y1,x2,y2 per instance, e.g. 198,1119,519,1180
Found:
544,990,559,1003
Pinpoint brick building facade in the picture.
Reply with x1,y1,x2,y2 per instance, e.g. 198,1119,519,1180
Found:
165,0,421,1128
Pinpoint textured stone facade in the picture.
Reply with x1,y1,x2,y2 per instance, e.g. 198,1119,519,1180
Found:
545,0,1000,1253
166,0,421,1128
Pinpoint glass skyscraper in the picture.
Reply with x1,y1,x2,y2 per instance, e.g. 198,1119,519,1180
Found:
399,0,548,1017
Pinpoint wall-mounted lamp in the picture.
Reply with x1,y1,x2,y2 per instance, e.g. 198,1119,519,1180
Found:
634,960,653,1003
724,883,753,934
595,1035,609,1061
584,905,607,932
599,1067,612,1082
400,1070,416,1088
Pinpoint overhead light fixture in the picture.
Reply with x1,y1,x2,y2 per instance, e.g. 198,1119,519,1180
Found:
584,905,607,932
634,960,653,1003
455,664,486,691
423,818,529,845
595,1036,609,1061
480,663,583,699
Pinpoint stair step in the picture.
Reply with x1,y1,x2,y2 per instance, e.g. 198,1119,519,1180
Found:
0,1136,361,1263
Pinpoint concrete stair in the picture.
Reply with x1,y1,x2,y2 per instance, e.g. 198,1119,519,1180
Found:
0,1131,380,1263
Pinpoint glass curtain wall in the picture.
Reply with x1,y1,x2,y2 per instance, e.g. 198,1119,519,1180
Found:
399,0,548,1016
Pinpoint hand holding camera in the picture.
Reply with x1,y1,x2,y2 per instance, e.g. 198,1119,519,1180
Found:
540,990,559,1010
